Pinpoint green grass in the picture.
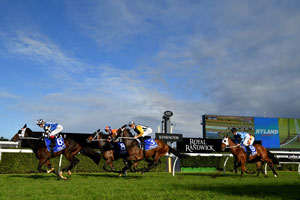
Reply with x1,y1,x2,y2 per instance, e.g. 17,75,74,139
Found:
0,171,300,200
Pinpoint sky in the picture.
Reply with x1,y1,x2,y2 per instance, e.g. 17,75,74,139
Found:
1,0,300,139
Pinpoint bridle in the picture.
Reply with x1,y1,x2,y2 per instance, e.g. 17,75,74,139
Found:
18,128,41,140
222,137,240,149
117,128,137,139
89,130,107,142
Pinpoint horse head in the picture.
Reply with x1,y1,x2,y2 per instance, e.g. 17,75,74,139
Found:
220,135,229,151
11,124,28,142
87,129,101,143
87,129,109,148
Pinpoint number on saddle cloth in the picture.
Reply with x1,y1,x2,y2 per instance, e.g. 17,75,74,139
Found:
117,142,127,153
241,144,256,155
45,137,66,153
144,139,158,150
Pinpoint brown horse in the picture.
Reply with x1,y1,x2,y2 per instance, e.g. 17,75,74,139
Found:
11,124,101,180
113,127,183,172
220,135,278,177
87,129,131,175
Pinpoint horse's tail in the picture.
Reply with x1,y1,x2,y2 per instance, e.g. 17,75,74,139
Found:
168,145,187,158
267,149,279,164
81,145,101,165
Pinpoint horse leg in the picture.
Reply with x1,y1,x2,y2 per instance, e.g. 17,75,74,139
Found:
265,158,278,178
121,159,133,175
142,153,162,172
62,156,79,173
37,158,49,173
102,158,114,172
119,159,132,177
240,162,245,177
256,161,262,177
233,160,240,174
45,160,56,174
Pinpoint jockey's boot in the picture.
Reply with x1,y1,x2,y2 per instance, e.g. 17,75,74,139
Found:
246,146,251,162
49,138,56,157
50,138,56,147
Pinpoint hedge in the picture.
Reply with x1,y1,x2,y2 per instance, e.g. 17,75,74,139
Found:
0,152,166,174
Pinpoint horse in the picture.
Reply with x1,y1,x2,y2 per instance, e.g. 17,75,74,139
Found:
220,135,278,177
113,127,184,172
87,129,132,175
11,124,101,180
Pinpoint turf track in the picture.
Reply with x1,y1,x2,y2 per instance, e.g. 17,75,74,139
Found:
0,171,299,200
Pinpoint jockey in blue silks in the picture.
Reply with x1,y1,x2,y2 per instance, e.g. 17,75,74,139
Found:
231,128,255,156
36,119,63,148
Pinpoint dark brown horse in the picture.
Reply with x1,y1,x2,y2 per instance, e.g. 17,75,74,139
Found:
87,129,131,175
220,135,278,177
11,124,101,179
113,127,183,172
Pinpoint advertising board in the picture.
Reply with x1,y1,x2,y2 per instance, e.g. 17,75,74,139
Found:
203,115,300,149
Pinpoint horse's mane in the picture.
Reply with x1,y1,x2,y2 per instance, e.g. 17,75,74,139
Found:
25,128,43,137
22,128,45,150
123,128,133,137
122,128,139,147
98,131,109,139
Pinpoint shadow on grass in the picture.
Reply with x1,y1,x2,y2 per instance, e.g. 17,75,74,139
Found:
75,173,144,179
172,180,300,200
9,174,55,180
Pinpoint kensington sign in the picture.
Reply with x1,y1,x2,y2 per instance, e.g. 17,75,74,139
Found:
155,133,183,142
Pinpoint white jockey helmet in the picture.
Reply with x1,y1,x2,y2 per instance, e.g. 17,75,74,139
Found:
36,119,45,125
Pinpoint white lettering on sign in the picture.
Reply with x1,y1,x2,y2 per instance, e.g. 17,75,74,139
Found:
255,129,279,135
185,139,215,152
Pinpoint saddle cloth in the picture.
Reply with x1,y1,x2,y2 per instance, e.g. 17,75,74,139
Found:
45,137,66,153
116,142,127,154
241,144,257,155
144,139,158,150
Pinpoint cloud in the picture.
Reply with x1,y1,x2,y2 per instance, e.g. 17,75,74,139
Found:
0,91,19,100
2,1,300,139
1,29,90,81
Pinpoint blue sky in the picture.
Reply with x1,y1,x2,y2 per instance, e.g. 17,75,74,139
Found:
1,0,300,139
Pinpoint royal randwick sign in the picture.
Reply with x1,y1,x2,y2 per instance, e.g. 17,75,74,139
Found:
177,138,222,153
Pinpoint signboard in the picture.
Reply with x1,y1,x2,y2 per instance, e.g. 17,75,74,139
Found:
254,117,280,148
155,133,182,142
177,138,222,153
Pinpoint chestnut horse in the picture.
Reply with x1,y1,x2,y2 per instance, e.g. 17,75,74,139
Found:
113,127,184,172
220,135,278,177
11,124,101,180
87,129,131,175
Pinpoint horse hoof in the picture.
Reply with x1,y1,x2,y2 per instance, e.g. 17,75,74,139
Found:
67,170,72,176
47,168,55,173
274,174,278,178
59,172,67,180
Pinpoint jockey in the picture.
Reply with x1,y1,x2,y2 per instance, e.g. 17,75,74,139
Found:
37,119,63,148
104,125,118,149
231,128,255,156
128,121,152,149
104,125,118,137
128,121,152,139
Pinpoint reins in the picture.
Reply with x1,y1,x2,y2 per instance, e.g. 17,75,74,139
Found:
226,144,240,149
88,131,109,142
20,137,42,140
